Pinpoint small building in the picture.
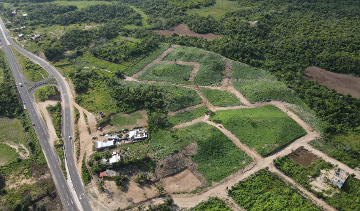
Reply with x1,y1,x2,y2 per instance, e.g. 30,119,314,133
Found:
330,168,349,189
99,169,120,178
95,140,115,151
253,21,259,25
129,128,147,140
34,34,41,39
20,26,26,29
18,34,24,38
109,152,121,165
12,10,17,15
22,14,28,17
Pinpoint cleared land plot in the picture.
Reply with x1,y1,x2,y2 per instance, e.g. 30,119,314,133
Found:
229,170,320,211
111,111,143,127
163,46,225,85
137,63,193,83
199,88,242,107
77,54,128,72
304,66,360,98
50,0,112,9
154,24,221,40
233,80,301,104
274,154,360,211
210,105,306,156
288,147,319,167
0,117,26,147
231,61,275,80
124,44,169,76
191,197,231,211
310,131,360,169
151,122,252,184
0,143,19,166
168,106,209,126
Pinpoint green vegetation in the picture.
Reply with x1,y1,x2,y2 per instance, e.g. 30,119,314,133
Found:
274,155,360,211
11,47,49,82
124,44,169,76
34,86,58,102
50,0,112,9
228,169,320,211
186,0,243,20
77,54,128,72
54,139,66,179
129,6,151,28
210,105,306,156
0,117,26,147
199,88,242,107
74,106,80,124
191,197,231,211
47,102,62,138
0,143,19,166
138,63,193,83
233,80,301,104
81,158,91,185
167,106,209,126
310,131,360,169
111,111,143,127
231,61,275,80
151,122,252,184
163,46,225,85
287,105,326,135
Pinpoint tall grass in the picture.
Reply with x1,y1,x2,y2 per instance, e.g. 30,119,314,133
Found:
199,88,242,107
138,63,193,83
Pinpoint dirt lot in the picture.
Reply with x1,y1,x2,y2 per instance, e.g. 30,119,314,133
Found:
304,66,360,98
154,24,221,40
288,147,319,167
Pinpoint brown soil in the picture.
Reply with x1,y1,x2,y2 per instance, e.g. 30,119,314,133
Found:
304,66,360,98
160,169,202,193
154,24,221,40
288,147,319,167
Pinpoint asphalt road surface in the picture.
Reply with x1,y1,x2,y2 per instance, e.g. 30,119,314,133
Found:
0,17,92,211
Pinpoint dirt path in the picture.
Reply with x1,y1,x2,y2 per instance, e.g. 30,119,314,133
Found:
168,103,205,116
132,45,179,78
37,100,60,147
4,142,30,158
221,60,231,88
157,60,200,82
172,115,209,130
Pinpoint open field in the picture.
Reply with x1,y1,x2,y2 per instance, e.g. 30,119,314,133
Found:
274,153,360,211
163,46,225,85
233,80,302,104
111,111,143,127
186,0,250,20
138,63,193,83
231,61,275,80
309,131,360,169
191,197,231,210
77,53,128,72
50,0,113,9
0,117,26,147
0,143,19,166
199,88,242,107
229,170,320,211
210,105,307,156
168,106,209,126
154,24,221,40
304,66,360,98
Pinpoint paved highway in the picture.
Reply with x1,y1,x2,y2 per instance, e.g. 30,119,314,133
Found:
0,17,92,211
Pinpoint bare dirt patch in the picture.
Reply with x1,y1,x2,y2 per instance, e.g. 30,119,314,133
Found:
154,24,221,40
304,66,360,98
160,169,202,193
310,169,338,197
288,147,319,167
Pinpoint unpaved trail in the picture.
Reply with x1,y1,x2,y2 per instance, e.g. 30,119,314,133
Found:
227,85,251,105
196,90,216,112
168,103,205,116
268,165,336,211
37,100,60,147
157,60,200,82
4,142,30,158
132,45,179,78
221,60,231,88
172,115,209,130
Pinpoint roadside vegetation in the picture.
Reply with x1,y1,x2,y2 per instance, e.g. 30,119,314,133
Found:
199,88,242,107
163,46,225,85
210,105,306,156
228,169,320,211
167,106,209,126
191,197,231,211
138,63,193,83
34,85,59,102
274,155,360,211
54,139,67,179
81,157,91,185
47,102,62,138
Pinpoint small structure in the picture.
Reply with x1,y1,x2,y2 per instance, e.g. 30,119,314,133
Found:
18,34,24,38
11,10,17,15
330,168,349,189
34,34,41,39
101,158,108,165
20,26,26,29
99,169,120,178
109,152,121,165
95,140,115,151
129,128,147,140
253,21,259,25
22,14,28,17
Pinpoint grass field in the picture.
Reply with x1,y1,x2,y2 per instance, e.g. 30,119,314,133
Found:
186,0,250,20
274,156,360,211
191,197,231,211
233,80,302,104
138,63,193,83
231,61,276,80
77,53,128,72
151,122,252,184
163,46,225,85
0,143,19,166
210,105,306,156
111,111,143,127
229,169,320,211
168,106,209,126
11,47,49,82
50,0,113,9
124,44,170,76
199,88,242,107
0,117,26,147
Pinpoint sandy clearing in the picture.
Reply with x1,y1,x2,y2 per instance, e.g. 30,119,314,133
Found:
37,100,60,147
161,169,202,193
154,24,221,40
221,60,231,88
4,142,30,158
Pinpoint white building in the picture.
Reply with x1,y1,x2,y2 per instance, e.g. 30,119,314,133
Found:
129,128,147,140
109,152,121,165
18,34,24,38
95,140,115,151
